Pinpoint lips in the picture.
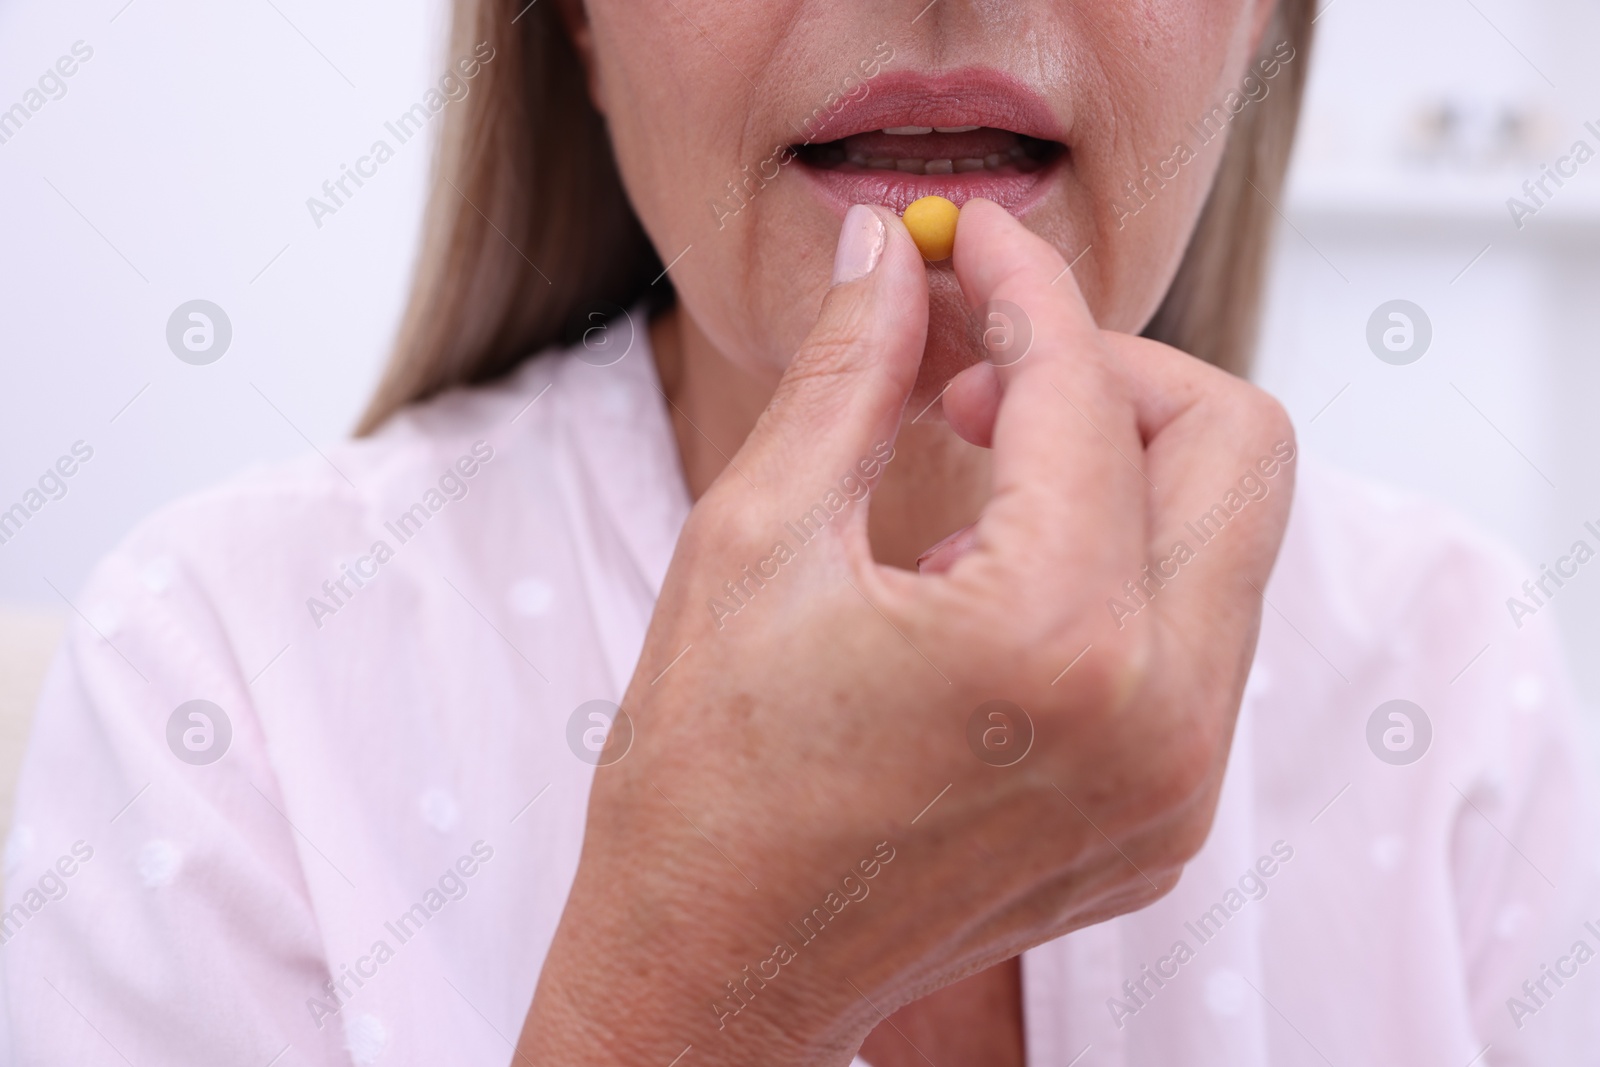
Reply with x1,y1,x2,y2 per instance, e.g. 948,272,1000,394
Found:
790,68,1069,214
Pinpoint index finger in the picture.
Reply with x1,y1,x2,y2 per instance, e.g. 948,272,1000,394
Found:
948,198,1148,588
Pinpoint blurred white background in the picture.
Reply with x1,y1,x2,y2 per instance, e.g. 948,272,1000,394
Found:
1,0,1597,721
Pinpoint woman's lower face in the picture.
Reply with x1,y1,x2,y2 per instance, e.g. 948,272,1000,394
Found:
569,0,1275,404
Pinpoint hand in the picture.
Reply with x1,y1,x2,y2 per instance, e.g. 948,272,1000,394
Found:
518,199,1295,1065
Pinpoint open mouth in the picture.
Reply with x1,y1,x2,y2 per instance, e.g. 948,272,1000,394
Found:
787,70,1069,215
794,127,1063,178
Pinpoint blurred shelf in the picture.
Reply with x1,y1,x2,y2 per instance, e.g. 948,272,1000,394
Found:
1282,167,1600,240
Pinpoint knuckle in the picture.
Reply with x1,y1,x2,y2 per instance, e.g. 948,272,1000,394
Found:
1135,794,1222,878
1146,715,1228,830
1165,811,1218,866
792,290,874,386
784,340,859,400
1232,380,1295,449
1254,392,1294,446
780,343,857,401
762,337,862,435
1121,863,1187,911
1034,623,1153,718
685,486,765,553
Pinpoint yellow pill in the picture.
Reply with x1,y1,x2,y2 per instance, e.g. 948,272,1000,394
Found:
903,195,959,262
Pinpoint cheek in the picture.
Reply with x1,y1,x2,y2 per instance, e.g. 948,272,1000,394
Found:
1066,6,1263,334
587,1,817,376
691,205,837,381
594,17,733,248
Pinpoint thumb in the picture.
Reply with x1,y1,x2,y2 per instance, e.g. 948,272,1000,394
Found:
734,204,929,499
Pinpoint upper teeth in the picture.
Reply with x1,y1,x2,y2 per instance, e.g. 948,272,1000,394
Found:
882,125,984,135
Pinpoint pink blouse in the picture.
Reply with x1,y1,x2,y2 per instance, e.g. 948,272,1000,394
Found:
4,331,1597,1066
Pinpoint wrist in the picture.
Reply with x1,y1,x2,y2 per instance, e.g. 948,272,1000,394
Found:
519,862,861,1067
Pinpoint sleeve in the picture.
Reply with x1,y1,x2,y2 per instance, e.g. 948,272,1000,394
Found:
1450,609,1600,1065
0,534,352,1067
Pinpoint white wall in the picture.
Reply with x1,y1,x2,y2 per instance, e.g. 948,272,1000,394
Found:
3,0,1597,704
0,0,447,607
1256,0,1600,702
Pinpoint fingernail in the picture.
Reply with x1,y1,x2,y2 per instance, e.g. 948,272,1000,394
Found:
831,204,886,286
916,523,977,575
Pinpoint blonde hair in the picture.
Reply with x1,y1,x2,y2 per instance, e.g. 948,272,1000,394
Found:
358,1,1315,434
